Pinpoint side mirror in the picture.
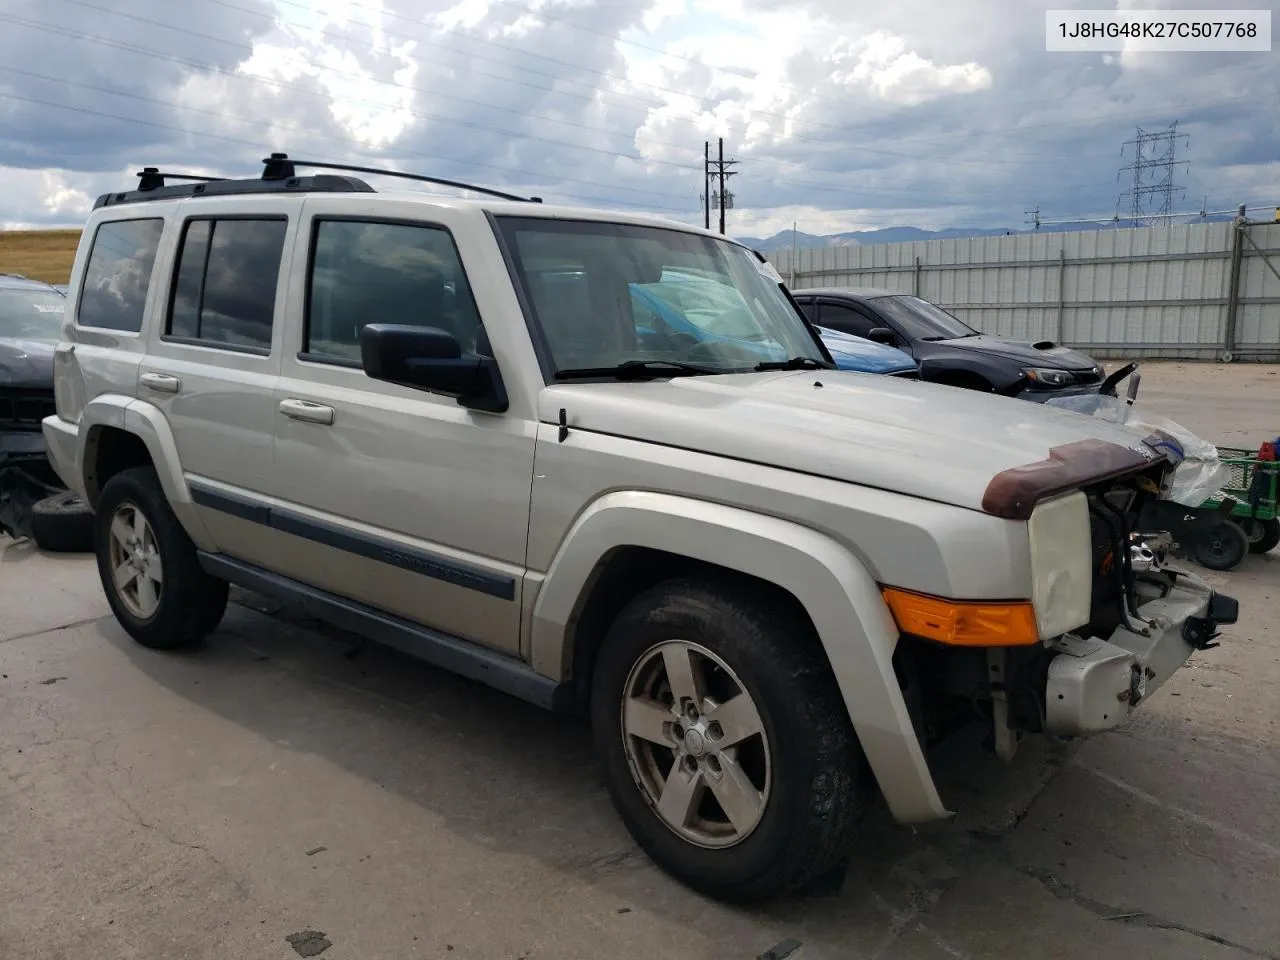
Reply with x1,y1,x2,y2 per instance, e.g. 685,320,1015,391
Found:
360,323,508,412
866,327,896,345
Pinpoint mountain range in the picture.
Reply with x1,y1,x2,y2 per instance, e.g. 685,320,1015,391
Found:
736,213,1239,253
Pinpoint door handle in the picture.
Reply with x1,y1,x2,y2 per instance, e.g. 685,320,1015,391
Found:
140,372,181,394
279,398,335,425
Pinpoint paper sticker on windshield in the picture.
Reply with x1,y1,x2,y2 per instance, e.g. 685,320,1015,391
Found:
753,257,784,284
35,303,65,313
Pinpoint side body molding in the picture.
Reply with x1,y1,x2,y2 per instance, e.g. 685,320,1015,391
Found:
529,490,952,825
76,395,216,550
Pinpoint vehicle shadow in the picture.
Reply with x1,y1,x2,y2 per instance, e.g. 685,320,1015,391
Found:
96,588,1090,944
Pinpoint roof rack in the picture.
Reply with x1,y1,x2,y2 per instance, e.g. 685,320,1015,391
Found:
260,153,542,203
92,152,542,209
135,167,229,191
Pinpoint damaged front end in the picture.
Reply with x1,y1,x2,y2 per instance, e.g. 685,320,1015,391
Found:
0,387,64,540
895,436,1238,762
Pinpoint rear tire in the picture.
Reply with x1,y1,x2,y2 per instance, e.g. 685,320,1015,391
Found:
1192,519,1249,571
590,577,867,903
1241,517,1280,555
30,491,95,553
95,466,228,650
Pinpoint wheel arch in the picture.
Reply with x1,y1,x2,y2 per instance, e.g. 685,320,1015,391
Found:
529,490,952,825
77,396,216,550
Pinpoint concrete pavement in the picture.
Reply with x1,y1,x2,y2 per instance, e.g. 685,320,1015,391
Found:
1,360,1277,960
3,541,1276,959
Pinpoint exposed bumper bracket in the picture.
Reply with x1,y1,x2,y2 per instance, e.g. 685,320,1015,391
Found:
1182,592,1239,651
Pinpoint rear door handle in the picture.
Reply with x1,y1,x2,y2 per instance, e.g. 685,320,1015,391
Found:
140,372,181,394
279,398,335,425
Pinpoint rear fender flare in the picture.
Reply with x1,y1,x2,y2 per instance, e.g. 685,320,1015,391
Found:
78,395,215,550
530,490,952,825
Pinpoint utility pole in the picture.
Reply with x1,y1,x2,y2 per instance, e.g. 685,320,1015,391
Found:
700,137,739,234
703,141,710,230
1117,122,1189,226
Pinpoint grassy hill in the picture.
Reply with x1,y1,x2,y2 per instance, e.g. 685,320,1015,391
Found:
0,230,82,284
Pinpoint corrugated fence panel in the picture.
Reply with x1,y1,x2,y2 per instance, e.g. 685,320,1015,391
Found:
773,220,1280,361
1237,223,1280,354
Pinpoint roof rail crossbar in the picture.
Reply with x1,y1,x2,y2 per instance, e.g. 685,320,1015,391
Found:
136,166,230,191
261,153,542,203
93,173,376,210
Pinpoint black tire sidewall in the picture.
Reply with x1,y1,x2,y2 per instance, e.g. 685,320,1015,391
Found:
31,492,95,553
591,581,859,898
94,467,224,649
1244,517,1280,554
1195,520,1248,570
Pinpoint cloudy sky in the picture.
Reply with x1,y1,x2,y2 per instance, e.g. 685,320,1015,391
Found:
0,0,1275,238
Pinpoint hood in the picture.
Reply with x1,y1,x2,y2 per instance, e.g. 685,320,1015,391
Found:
541,370,1163,517
815,326,917,374
940,335,1098,371
0,337,56,388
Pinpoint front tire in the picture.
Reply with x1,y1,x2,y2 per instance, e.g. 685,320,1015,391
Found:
95,466,229,650
590,577,867,903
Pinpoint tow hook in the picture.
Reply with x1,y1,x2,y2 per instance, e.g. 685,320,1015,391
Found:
1183,592,1239,651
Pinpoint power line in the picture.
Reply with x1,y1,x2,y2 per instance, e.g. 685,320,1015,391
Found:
1,15,1122,208
40,0,1118,169
0,91,693,214
0,15,705,177
6,3,1271,214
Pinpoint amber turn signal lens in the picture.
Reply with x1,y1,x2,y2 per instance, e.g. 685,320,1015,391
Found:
881,587,1040,647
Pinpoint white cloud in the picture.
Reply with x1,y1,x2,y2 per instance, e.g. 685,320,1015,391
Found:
40,173,93,217
831,31,992,104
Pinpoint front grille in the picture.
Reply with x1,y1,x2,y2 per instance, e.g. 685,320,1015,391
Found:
0,388,55,430
1075,367,1103,385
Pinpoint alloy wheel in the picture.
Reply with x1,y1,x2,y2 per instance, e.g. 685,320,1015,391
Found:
620,639,772,849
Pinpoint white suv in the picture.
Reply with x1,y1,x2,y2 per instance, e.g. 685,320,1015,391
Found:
42,156,1236,903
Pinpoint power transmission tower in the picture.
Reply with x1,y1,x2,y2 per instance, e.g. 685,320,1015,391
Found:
701,138,738,234
1117,122,1189,226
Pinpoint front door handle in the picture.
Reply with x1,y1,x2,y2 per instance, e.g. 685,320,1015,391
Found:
279,398,335,425
140,372,181,394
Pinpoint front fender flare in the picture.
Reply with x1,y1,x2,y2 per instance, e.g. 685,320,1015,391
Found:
78,395,215,550
530,490,951,824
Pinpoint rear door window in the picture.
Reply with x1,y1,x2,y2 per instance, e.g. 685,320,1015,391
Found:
77,218,165,332
165,217,287,351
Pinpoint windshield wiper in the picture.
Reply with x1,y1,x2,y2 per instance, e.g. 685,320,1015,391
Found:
553,359,725,381
753,356,833,371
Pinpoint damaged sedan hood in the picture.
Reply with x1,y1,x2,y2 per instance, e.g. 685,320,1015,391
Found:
0,338,56,388
540,370,1164,518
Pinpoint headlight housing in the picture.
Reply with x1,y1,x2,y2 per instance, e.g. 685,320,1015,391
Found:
1027,490,1093,639
1023,367,1077,388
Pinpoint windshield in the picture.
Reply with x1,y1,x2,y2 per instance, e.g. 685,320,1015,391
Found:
0,288,66,341
495,217,823,375
874,295,978,341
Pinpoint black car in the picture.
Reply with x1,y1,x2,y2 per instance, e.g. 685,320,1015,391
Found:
789,286,1106,401
0,273,90,545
